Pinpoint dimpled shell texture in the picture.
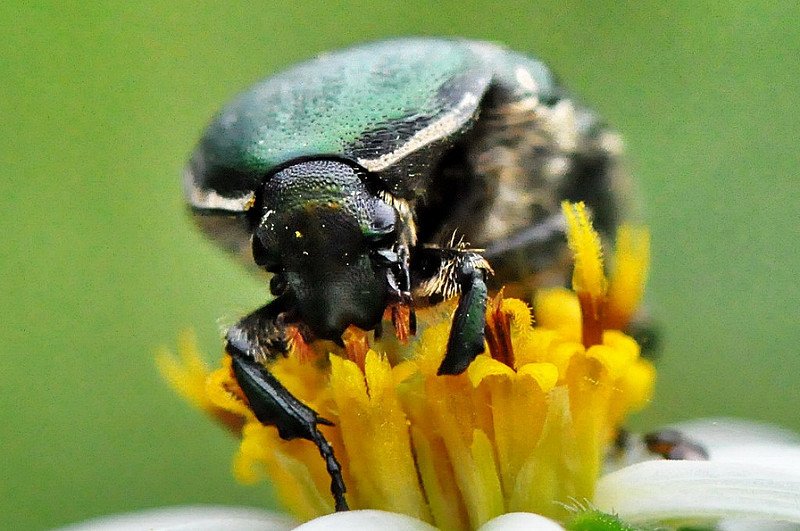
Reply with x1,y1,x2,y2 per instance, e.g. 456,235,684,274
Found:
186,38,495,207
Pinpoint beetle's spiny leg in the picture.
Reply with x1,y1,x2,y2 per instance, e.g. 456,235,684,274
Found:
439,253,490,375
226,297,292,363
226,298,349,510
414,247,493,303
411,247,492,375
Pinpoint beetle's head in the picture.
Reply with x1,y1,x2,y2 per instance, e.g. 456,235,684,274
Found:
253,159,403,340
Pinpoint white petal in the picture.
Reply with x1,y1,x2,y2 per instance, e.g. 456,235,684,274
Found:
595,460,800,525
711,443,800,475
294,510,437,531
673,418,800,452
718,519,800,531
55,506,295,531
477,512,565,530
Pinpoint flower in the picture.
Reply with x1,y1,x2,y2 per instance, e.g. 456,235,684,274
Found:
157,202,800,529
160,202,656,529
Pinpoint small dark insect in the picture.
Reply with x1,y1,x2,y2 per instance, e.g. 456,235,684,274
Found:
185,38,636,510
644,430,710,461
613,428,709,464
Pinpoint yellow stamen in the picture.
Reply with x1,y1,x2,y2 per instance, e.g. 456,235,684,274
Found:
562,202,606,301
562,201,606,346
606,225,650,330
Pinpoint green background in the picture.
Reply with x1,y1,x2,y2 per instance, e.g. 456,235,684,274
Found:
2,2,798,529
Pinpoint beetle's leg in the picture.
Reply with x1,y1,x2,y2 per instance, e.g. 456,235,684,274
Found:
439,253,489,375
412,247,492,375
226,298,349,511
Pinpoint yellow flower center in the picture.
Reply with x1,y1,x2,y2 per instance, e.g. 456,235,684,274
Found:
159,202,655,529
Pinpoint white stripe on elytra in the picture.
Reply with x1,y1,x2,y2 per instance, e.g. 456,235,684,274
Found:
185,167,255,212
358,92,479,172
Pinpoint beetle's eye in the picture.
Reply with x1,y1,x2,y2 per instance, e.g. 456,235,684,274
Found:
364,201,398,245
364,224,396,246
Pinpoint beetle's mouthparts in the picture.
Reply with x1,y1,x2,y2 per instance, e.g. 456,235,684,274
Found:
386,301,416,343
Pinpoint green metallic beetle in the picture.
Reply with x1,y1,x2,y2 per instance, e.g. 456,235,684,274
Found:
185,38,634,510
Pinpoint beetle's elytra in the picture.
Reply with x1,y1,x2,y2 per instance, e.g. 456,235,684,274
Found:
185,38,633,510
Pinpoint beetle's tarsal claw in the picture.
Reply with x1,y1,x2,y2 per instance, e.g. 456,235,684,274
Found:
316,416,335,427
309,429,348,511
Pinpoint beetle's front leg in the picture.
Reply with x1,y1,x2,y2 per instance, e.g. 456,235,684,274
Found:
226,297,349,511
412,247,493,375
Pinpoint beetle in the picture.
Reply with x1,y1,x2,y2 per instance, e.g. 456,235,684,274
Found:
184,38,635,510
